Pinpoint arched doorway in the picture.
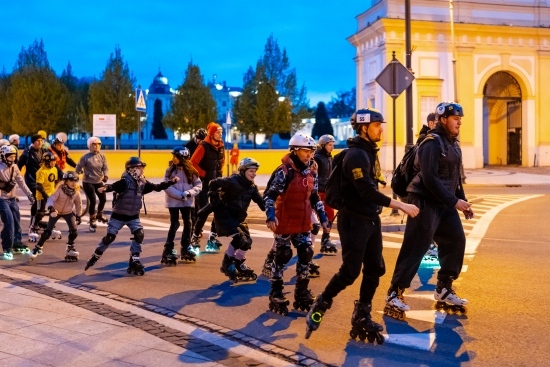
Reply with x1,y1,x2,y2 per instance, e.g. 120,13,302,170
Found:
483,72,522,165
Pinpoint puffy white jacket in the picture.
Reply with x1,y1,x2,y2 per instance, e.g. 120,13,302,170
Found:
164,165,202,208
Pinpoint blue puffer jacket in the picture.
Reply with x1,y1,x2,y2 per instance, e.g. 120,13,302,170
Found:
164,165,202,208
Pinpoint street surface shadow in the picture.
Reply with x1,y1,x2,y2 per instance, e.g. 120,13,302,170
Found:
234,311,298,344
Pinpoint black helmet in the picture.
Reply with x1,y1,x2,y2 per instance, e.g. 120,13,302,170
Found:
62,171,79,182
195,128,207,140
42,151,56,164
125,157,146,170
350,108,385,131
435,102,464,119
53,137,64,146
171,146,190,161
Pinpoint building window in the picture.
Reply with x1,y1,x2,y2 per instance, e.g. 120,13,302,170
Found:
421,96,437,121
369,98,375,109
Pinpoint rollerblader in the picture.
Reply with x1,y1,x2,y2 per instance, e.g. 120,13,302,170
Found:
162,146,202,265
314,134,338,254
385,102,474,320
199,157,264,282
1,145,35,259
49,134,77,179
75,136,109,233
18,134,47,240
264,134,329,315
29,171,82,263
305,109,418,338
84,157,177,274
29,151,59,243
190,123,225,252
434,280,468,314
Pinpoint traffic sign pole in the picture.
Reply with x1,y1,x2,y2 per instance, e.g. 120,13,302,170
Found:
135,87,146,157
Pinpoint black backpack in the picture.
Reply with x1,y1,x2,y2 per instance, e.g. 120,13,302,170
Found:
391,133,445,198
324,149,348,210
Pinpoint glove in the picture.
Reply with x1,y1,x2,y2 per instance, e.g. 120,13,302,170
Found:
75,216,82,225
102,176,108,183
27,194,35,205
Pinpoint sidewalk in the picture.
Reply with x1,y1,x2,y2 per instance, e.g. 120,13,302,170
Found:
141,166,550,231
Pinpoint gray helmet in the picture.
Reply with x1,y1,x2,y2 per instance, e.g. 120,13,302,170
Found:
238,157,260,172
350,108,385,131
435,102,464,120
318,134,335,147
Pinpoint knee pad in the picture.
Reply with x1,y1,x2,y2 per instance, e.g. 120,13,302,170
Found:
275,246,293,266
132,228,144,244
102,233,117,246
297,245,314,265
311,223,321,235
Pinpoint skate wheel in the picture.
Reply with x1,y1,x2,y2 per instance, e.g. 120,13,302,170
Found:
281,306,289,316
350,330,358,339
269,304,274,311
126,268,131,274
293,301,299,309
139,270,144,276
376,333,385,344
366,334,375,343
251,273,258,281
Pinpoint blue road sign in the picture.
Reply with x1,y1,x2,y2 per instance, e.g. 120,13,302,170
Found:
135,88,146,112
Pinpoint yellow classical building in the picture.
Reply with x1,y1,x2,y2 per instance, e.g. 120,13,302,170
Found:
349,0,550,168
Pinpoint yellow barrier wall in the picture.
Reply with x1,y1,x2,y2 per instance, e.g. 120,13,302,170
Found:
67,149,342,178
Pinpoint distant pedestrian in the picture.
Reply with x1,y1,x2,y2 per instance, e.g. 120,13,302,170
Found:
314,134,337,253
229,143,239,173
185,128,207,157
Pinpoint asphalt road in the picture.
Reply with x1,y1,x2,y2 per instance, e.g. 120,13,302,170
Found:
2,184,550,367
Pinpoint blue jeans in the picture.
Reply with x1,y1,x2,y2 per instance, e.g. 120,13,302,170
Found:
0,198,23,251
96,217,143,254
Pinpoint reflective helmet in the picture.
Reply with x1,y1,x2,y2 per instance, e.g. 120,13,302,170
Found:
435,102,464,119
318,134,336,147
62,171,79,182
8,134,20,144
238,157,260,172
289,133,316,151
171,146,190,161
87,136,102,150
42,151,56,164
195,128,207,140
125,157,146,170
350,108,385,131
0,145,17,166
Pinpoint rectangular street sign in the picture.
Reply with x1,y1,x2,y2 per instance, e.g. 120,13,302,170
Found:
135,88,146,112
93,114,117,137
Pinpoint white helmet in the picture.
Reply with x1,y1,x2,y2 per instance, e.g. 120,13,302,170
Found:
318,134,335,147
289,133,316,151
87,136,102,150
8,134,20,144
0,145,17,166
0,139,9,148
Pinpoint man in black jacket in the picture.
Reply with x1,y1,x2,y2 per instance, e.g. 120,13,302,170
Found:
385,102,475,320
416,112,436,144
305,108,419,342
314,134,337,253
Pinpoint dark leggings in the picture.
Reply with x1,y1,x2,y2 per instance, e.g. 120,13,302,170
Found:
167,207,193,247
83,182,106,215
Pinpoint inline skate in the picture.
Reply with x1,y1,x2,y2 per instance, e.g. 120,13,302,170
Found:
3,250,13,260
305,294,332,339
51,229,62,240
308,261,320,277
384,286,409,321
262,250,275,278
28,226,39,243
84,250,102,270
190,234,200,255
205,233,222,252
127,253,145,275
160,243,178,266
180,244,197,262
350,301,385,344
220,254,237,282
12,242,30,254
89,214,97,233
96,211,108,224
28,245,43,262
293,278,315,312
434,281,468,314
320,234,338,254
268,278,289,315
234,258,257,281
65,244,79,262
422,243,439,265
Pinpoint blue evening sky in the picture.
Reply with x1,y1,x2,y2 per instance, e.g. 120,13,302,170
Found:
0,1,372,106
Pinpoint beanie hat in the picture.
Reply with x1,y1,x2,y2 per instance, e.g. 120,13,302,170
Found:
31,134,43,144
207,122,222,137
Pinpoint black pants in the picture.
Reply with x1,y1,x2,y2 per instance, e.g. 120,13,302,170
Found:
37,213,78,247
27,184,37,217
83,182,106,216
391,195,466,288
166,207,193,246
193,178,217,236
322,208,385,304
